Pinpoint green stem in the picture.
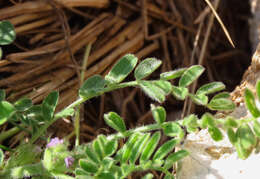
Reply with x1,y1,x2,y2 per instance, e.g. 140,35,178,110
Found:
30,81,138,144
0,127,20,143
0,144,13,152
75,43,92,146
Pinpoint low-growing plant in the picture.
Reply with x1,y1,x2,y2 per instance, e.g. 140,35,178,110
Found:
1,52,260,178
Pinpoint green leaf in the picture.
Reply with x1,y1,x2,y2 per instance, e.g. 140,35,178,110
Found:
79,159,98,173
121,163,133,176
0,148,4,166
140,131,161,163
253,120,260,139
164,150,189,169
189,94,208,106
105,139,118,157
139,81,165,103
142,173,154,179
0,21,16,45
97,172,115,179
14,98,32,111
207,98,235,111
151,105,166,124
196,82,225,95
235,142,251,160
256,80,260,100
160,68,187,80
55,108,74,119
179,65,204,87
0,101,15,125
134,58,162,80
92,136,106,160
236,124,256,150
121,133,141,163
227,128,237,145
0,90,5,101
25,105,44,122
162,122,184,139
244,88,260,117
211,92,230,100
172,86,188,100
183,115,199,133
153,139,179,160
75,168,91,176
208,127,223,141
42,91,59,121
140,160,153,170
104,112,126,133
101,157,115,170
200,113,216,128
85,145,100,164
152,80,172,95
129,133,150,164
164,174,175,179
79,75,105,99
224,117,238,128
105,54,138,84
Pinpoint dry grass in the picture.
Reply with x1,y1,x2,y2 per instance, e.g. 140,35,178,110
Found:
0,0,251,148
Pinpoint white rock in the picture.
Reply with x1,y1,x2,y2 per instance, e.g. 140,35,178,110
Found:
177,128,260,179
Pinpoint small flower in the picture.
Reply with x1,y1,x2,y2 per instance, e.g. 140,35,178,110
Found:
46,137,64,148
65,156,74,168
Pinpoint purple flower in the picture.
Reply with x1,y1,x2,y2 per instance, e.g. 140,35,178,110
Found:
65,156,74,168
46,137,64,148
